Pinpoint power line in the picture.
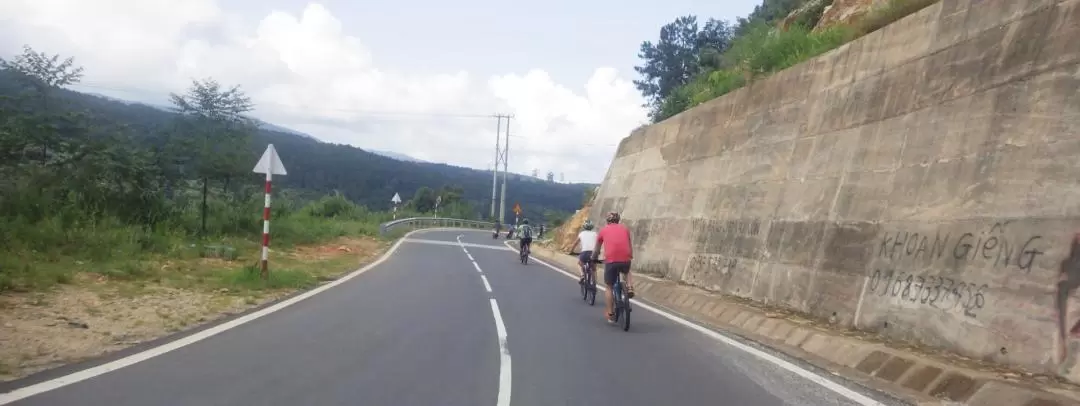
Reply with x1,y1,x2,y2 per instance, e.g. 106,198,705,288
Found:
71,82,494,119
66,81,615,182
507,134,616,147
71,83,630,147
71,81,621,148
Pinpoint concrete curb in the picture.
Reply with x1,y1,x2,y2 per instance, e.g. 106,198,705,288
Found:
531,245,1080,406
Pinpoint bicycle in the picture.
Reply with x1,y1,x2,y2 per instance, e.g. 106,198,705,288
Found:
519,241,530,264
610,270,631,331
580,258,598,305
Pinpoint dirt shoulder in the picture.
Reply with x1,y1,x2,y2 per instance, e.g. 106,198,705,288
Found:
0,236,389,382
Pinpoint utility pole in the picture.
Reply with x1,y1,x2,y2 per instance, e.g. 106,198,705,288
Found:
499,115,511,226
490,113,513,225
490,115,502,220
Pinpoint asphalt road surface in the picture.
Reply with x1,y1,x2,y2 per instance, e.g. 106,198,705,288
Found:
1,229,902,406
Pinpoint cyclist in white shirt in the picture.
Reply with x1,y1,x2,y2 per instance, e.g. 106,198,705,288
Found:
569,220,598,285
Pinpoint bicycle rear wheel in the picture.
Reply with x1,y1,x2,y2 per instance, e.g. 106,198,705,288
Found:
618,277,631,331
587,267,596,305
621,294,631,331
611,283,622,323
588,280,596,306
580,269,588,301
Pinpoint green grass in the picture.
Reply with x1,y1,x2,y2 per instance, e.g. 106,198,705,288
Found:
726,24,854,78
0,193,404,294
215,264,317,291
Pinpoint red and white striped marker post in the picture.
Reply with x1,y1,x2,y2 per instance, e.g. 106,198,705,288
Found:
391,193,402,220
252,144,287,280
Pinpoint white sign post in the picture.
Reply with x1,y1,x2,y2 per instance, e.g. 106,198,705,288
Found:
391,193,402,220
252,144,287,281
435,195,442,219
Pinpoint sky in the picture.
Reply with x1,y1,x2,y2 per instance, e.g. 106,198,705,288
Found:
0,0,760,184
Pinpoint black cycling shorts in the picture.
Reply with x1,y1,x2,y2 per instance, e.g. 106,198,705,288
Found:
578,250,593,265
519,237,533,248
603,261,631,286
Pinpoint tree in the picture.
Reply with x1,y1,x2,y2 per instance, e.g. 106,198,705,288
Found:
438,185,465,206
168,78,255,235
410,186,437,213
0,45,85,164
633,16,732,121
0,45,84,101
696,19,735,72
0,46,166,226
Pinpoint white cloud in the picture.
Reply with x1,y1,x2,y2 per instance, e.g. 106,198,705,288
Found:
0,1,648,183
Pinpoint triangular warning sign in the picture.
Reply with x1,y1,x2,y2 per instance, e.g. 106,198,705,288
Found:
253,144,287,176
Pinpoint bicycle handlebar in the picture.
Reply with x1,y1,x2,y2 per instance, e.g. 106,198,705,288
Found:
565,251,605,263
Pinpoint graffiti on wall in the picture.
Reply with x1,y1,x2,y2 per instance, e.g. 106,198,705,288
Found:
1057,234,1080,363
871,222,1046,319
868,269,987,317
877,222,1044,271
686,254,738,276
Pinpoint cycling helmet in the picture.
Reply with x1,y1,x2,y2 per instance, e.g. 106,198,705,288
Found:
522,218,530,225
582,220,594,231
605,211,620,224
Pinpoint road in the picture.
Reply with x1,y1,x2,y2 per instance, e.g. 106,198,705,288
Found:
0,229,900,406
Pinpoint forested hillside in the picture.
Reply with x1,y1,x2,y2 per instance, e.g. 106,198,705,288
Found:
0,46,591,295
0,68,592,221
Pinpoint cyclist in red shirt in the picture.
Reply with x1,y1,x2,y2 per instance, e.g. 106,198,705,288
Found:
592,211,634,323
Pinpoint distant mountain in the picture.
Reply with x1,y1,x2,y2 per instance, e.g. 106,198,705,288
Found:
253,120,316,140
87,92,427,162
368,149,426,163
3,73,593,221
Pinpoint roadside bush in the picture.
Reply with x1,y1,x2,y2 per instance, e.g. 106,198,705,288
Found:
0,189,394,293
655,23,854,121
723,23,853,79
304,193,366,219
650,0,935,121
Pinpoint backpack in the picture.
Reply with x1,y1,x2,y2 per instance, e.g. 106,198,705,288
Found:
521,225,533,239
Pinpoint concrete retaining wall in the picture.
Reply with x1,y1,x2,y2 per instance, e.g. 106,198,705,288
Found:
592,0,1080,381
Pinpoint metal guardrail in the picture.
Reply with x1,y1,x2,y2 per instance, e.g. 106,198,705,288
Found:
379,217,495,237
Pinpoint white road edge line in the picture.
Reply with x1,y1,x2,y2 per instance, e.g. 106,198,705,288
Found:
473,261,483,273
489,299,512,406
0,228,443,405
480,275,493,292
511,242,885,406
